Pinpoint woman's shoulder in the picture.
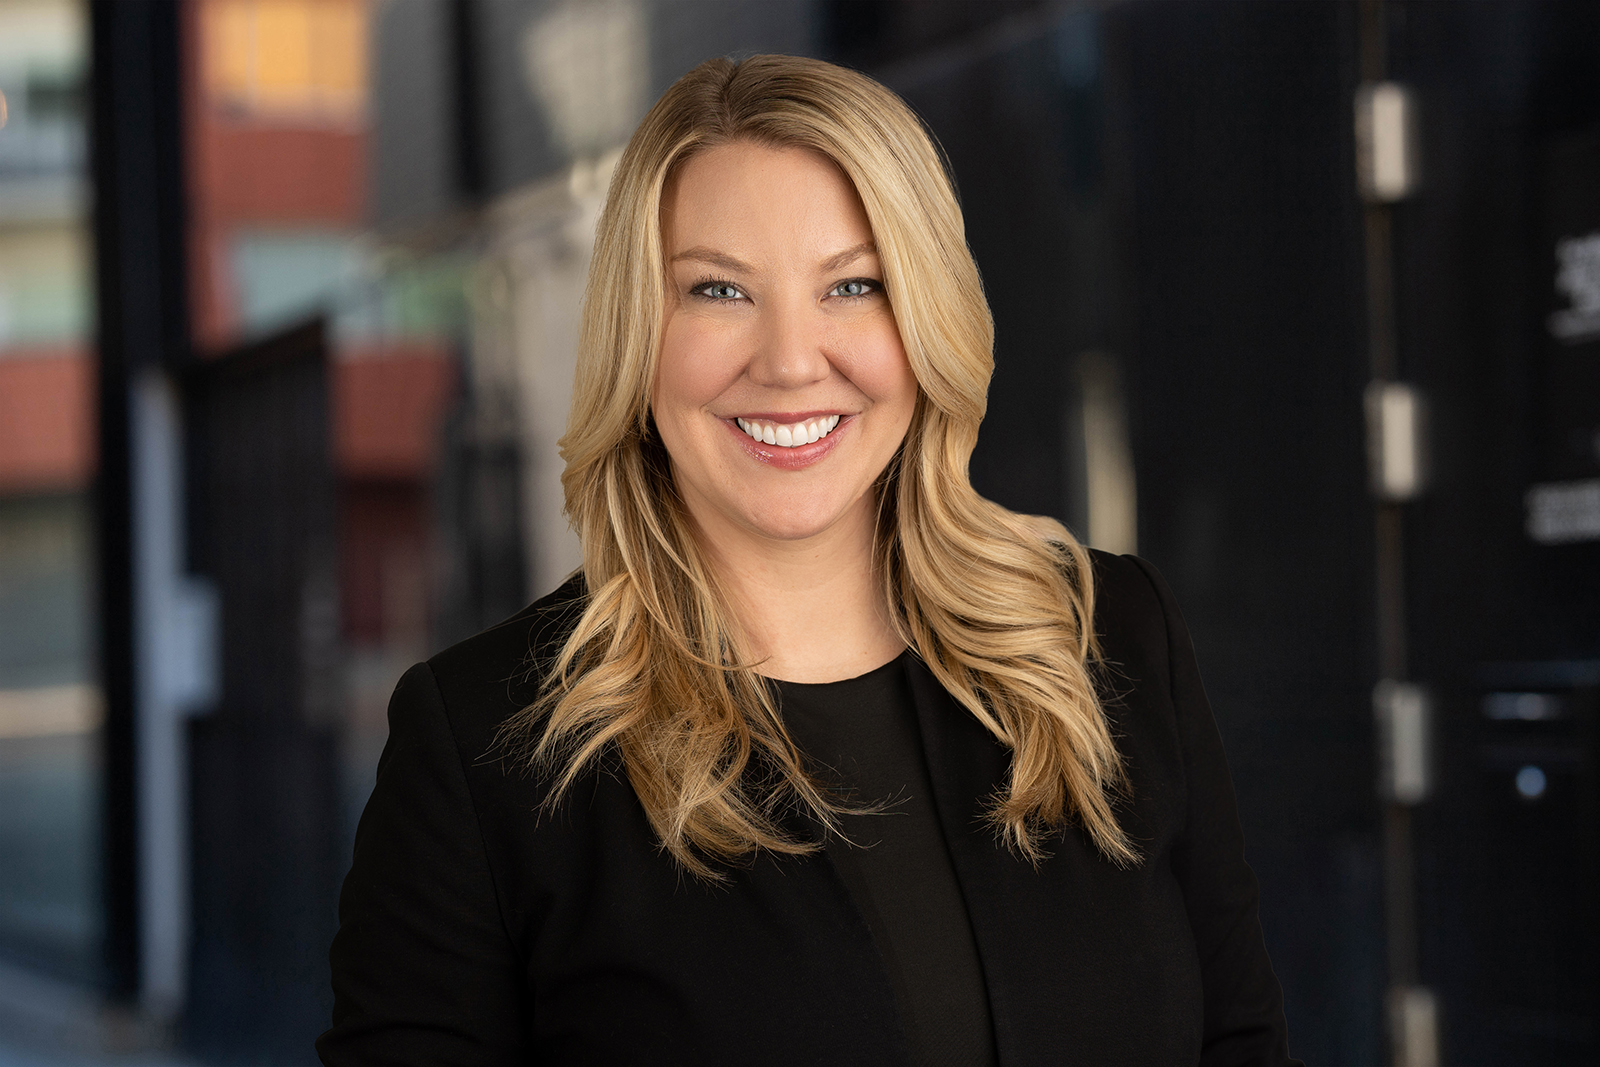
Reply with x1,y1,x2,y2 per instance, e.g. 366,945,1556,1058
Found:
429,572,588,676
1083,548,1187,702
407,572,589,748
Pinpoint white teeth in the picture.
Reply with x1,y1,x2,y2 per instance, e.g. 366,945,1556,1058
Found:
735,414,843,449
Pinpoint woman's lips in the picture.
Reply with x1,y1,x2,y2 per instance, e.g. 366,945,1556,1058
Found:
723,414,852,470
734,413,842,447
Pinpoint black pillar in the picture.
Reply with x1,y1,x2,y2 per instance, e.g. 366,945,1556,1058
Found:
89,0,190,1000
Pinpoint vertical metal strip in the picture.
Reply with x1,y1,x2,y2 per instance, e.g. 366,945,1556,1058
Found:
1358,2,1433,1063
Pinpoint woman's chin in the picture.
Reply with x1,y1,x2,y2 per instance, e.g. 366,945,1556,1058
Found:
742,513,846,544
729,497,869,546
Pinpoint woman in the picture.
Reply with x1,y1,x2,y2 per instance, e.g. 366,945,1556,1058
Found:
318,55,1299,1067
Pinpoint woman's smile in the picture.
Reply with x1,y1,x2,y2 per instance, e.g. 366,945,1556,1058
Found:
724,413,850,470
733,413,843,448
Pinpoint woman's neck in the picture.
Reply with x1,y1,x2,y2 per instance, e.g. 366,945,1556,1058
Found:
692,497,904,684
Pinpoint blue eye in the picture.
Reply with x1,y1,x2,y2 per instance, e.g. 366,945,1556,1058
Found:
830,278,880,298
693,280,744,300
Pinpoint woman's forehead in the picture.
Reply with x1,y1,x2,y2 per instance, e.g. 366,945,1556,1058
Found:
660,142,874,261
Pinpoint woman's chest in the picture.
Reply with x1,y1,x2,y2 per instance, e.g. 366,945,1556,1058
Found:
469,714,1204,1067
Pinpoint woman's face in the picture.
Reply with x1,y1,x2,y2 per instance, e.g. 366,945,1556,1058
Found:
653,141,918,549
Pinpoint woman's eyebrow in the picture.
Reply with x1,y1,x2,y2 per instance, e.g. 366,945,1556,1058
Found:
669,243,878,275
670,247,755,274
819,241,877,273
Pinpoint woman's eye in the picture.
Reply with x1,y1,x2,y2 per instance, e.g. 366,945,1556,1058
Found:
693,281,745,300
829,278,880,299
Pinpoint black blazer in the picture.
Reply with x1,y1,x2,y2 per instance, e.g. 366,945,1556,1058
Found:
318,551,1300,1066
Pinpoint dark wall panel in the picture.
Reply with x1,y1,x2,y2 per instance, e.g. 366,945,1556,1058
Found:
1106,4,1379,1061
1388,2,1600,1061
184,321,342,1063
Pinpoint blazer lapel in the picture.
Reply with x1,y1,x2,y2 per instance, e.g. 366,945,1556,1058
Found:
903,656,1038,1062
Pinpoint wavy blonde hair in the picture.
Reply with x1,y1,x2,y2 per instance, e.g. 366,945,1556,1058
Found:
498,54,1136,877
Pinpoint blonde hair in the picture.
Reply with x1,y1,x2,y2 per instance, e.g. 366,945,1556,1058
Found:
498,54,1136,877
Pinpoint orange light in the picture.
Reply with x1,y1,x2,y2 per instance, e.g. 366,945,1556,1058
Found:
203,0,368,123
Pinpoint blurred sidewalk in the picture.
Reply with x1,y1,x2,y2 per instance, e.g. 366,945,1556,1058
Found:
0,959,198,1067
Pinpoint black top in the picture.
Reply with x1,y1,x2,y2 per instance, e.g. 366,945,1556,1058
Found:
774,656,998,1067
318,552,1302,1066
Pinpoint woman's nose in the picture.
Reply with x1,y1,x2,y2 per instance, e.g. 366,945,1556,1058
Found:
746,297,830,388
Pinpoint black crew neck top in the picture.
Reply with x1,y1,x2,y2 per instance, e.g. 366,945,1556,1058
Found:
773,654,998,1067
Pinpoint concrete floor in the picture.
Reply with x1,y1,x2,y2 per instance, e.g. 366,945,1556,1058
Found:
0,959,198,1067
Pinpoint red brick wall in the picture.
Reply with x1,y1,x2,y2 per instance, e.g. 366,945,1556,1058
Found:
333,344,457,481
0,350,94,493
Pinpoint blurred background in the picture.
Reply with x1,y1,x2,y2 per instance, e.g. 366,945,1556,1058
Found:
0,0,1595,1063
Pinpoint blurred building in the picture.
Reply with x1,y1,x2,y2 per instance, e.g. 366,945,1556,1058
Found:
0,0,100,993
184,0,458,806
0,1,1596,1064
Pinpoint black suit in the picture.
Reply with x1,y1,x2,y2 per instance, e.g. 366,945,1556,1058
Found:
318,551,1300,1066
